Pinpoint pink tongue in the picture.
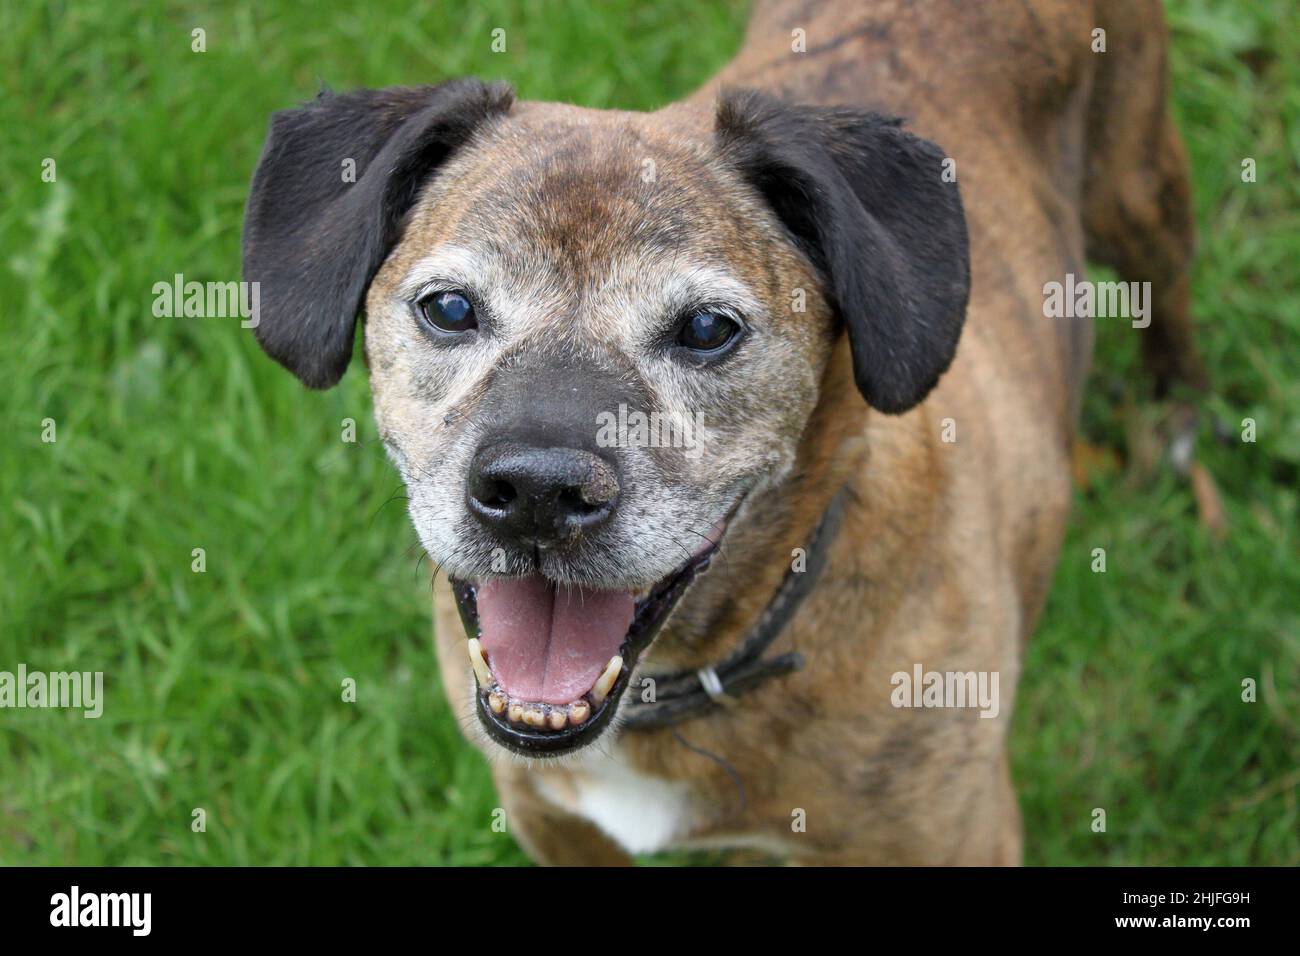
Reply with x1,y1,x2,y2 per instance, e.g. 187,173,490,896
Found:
476,576,635,705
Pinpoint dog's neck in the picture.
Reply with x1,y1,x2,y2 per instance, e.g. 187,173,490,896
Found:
620,486,849,729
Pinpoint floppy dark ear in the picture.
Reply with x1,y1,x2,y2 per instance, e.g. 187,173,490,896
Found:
242,79,514,388
716,89,969,413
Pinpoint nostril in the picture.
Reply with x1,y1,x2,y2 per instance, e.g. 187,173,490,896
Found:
480,478,517,510
557,486,608,519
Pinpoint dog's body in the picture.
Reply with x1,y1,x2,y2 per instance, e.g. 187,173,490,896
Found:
244,0,1204,865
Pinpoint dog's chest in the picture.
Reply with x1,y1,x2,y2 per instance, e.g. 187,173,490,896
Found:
537,751,695,855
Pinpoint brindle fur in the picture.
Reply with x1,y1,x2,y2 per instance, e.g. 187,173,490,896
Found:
246,0,1204,865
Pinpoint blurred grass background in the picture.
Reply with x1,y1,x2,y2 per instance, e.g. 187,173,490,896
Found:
0,0,1295,865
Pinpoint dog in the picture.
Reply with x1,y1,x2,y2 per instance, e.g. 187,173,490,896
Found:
242,0,1206,864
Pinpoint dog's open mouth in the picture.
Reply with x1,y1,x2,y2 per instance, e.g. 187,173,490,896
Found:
449,532,723,756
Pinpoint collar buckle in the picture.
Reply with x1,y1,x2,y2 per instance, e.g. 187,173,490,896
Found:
696,666,737,707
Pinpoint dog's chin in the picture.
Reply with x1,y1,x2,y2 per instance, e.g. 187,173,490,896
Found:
449,530,725,758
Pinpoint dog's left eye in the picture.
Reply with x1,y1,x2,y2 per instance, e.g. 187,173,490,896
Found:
676,310,741,355
418,291,477,335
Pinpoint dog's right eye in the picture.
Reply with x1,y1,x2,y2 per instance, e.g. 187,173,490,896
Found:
417,291,477,336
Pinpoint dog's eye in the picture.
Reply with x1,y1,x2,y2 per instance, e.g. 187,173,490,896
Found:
676,311,740,355
418,291,476,335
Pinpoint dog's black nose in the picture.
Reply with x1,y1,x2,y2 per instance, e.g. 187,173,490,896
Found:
467,442,620,547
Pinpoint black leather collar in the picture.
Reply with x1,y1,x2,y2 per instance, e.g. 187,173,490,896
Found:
622,488,848,730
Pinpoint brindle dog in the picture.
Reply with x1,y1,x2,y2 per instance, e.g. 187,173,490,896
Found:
243,0,1205,864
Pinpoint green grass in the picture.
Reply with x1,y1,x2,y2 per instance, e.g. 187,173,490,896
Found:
0,0,1295,865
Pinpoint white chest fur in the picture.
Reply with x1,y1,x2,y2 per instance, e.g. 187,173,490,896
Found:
537,749,694,855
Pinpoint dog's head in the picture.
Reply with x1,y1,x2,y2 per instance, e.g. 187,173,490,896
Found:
243,79,968,757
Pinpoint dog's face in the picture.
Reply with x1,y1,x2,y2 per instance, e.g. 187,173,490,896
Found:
365,99,829,594
243,80,968,757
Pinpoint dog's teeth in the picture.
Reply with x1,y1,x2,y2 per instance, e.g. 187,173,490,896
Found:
466,638,492,687
546,709,568,730
488,691,506,714
522,705,546,728
507,701,525,723
569,700,590,724
591,655,623,704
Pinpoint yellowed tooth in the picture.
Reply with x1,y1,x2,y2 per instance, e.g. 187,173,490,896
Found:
591,655,623,704
569,700,590,724
488,692,506,714
547,709,568,730
522,705,546,728
507,701,524,723
466,638,492,687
